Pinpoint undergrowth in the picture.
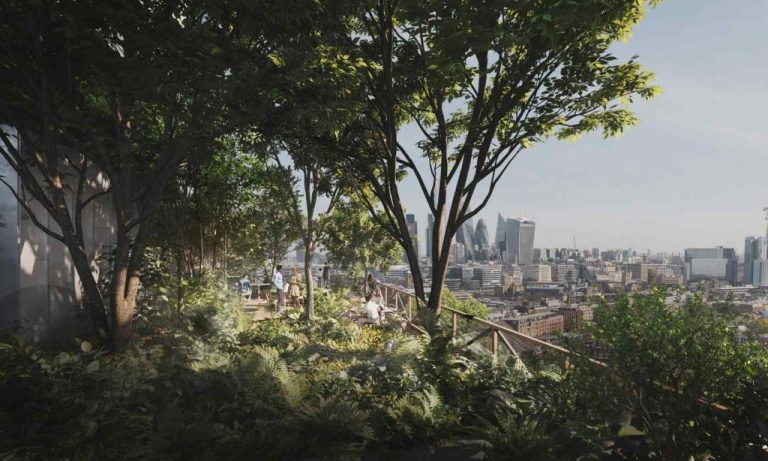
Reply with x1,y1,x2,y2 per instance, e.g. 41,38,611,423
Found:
1,286,767,460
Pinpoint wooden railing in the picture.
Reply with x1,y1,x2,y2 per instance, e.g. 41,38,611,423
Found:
377,281,729,412
377,281,605,366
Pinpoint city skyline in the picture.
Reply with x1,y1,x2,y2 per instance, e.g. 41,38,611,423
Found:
394,0,768,253
414,211,757,259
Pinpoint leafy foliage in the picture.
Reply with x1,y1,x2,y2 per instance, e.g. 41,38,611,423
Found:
318,192,402,281
3,289,768,459
442,288,491,319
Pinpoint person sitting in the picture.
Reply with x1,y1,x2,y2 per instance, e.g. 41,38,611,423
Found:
238,274,252,300
357,298,382,327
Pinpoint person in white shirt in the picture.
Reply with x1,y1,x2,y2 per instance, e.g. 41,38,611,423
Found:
273,265,284,313
358,299,381,327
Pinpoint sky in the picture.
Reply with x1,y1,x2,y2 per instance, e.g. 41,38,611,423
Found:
396,0,768,255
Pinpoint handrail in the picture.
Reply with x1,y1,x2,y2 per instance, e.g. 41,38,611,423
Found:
376,281,596,362
376,280,729,412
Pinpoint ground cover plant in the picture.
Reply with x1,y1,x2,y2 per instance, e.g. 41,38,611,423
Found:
2,283,768,460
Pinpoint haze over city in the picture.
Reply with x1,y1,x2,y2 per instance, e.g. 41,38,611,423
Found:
397,0,768,254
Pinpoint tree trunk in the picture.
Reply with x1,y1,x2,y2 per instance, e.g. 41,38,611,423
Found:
199,223,205,273
426,257,448,314
68,244,113,349
111,234,133,346
402,242,425,303
175,246,184,314
304,240,314,320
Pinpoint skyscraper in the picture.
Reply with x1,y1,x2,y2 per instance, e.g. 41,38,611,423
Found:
456,218,475,261
746,236,768,286
475,219,490,250
426,214,434,260
504,217,536,266
474,219,491,261
745,237,757,285
405,214,418,263
494,214,506,260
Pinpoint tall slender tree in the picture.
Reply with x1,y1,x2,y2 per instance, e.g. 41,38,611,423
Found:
345,0,661,313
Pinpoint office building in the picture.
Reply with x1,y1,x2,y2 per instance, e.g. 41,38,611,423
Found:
592,247,600,260
456,218,475,261
495,214,506,260
684,247,737,284
404,214,418,264
552,264,578,283
745,236,768,286
449,242,466,265
474,219,490,261
475,219,490,250
473,266,501,288
497,216,535,266
426,214,434,260
522,264,552,283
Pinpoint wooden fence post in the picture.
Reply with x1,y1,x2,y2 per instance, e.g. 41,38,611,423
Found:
492,329,499,358
407,296,412,321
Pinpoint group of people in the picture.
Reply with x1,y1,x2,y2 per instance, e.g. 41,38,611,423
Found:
270,263,332,314
243,266,388,325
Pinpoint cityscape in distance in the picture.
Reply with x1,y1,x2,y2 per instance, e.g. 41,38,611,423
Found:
363,210,768,345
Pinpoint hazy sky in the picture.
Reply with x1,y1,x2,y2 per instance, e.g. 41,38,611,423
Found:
397,0,768,255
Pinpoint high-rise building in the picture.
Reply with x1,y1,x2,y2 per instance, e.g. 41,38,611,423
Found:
425,214,434,260
405,214,418,263
474,219,491,261
449,242,466,265
504,217,535,266
495,214,507,260
475,219,490,250
745,237,758,285
750,237,768,287
684,247,737,284
592,247,600,260
456,218,475,261
745,236,768,286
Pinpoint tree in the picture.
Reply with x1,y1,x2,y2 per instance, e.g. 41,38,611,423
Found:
585,290,755,457
343,0,661,313
274,139,341,321
0,0,327,348
317,191,402,285
233,164,300,277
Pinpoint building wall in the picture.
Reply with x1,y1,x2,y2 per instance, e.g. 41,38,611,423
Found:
510,314,564,337
0,130,115,344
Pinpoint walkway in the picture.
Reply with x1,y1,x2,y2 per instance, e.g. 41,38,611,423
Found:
243,298,276,321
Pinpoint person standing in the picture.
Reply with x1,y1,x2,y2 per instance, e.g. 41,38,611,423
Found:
273,265,285,313
364,273,377,302
289,268,302,308
322,264,331,289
